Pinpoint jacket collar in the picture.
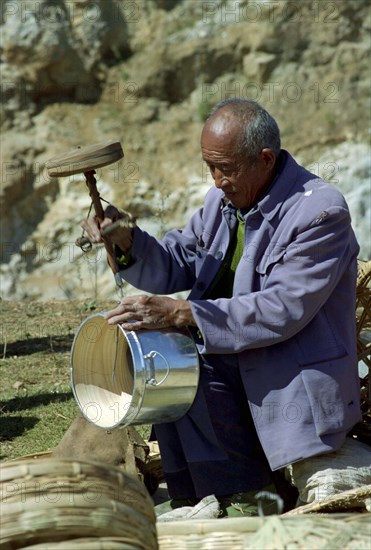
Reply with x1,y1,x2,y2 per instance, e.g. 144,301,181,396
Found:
257,150,299,221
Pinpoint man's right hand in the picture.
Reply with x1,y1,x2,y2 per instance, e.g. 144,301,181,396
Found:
80,205,136,252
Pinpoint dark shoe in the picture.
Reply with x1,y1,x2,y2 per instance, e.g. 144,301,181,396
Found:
218,484,279,518
154,497,199,517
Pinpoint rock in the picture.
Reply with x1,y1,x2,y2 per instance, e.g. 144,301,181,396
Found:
1,1,90,100
243,52,277,83
0,0,130,107
0,0,370,299
314,143,371,260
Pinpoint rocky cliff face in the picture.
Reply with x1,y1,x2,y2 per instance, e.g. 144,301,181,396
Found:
1,0,370,300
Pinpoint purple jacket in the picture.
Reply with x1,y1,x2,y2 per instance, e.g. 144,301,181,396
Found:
122,151,361,469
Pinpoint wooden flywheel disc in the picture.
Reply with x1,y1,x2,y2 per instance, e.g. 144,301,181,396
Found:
45,140,124,177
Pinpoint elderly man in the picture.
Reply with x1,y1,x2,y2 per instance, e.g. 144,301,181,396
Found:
82,98,362,516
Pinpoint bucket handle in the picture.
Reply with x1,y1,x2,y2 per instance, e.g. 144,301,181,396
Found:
144,350,170,386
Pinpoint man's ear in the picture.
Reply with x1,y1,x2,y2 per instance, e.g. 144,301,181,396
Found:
260,148,276,169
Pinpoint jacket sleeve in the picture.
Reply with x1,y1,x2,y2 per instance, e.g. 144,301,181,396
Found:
118,211,203,294
189,205,359,354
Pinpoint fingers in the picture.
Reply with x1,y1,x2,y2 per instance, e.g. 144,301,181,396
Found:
108,305,148,329
80,204,135,249
104,298,140,324
103,296,170,330
80,217,105,243
80,218,114,243
79,204,121,242
103,295,191,331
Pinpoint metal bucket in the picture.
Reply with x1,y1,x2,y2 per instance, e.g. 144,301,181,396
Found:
70,313,199,429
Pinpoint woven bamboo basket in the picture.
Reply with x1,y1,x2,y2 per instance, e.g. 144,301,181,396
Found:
356,261,371,444
7,451,53,462
7,445,164,495
0,458,157,550
156,513,370,549
21,539,147,549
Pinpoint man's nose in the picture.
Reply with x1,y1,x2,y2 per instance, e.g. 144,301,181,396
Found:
213,168,225,188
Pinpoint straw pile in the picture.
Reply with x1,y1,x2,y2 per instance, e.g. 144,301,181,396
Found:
284,485,371,515
0,458,157,550
156,513,370,549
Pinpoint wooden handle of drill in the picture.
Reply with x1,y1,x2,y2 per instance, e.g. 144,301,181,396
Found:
83,170,118,274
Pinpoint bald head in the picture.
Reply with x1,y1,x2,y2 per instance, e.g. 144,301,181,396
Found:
203,99,281,164
202,107,244,152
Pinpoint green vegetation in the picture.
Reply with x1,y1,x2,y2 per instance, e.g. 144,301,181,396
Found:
198,98,212,122
0,300,149,462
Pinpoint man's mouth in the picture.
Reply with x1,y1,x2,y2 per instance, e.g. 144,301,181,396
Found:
223,191,236,199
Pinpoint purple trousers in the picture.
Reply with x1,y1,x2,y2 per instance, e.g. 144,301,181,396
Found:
154,353,272,500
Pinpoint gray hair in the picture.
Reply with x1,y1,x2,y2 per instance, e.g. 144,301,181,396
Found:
209,98,281,162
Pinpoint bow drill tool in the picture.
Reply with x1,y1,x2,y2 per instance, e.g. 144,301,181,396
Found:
45,141,135,294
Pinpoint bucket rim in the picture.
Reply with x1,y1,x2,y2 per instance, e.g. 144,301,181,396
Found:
70,312,145,430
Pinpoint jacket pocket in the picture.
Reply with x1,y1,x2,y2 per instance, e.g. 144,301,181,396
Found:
301,358,359,437
295,309,347,366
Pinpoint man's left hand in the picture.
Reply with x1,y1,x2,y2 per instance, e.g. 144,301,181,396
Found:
104,295,197,330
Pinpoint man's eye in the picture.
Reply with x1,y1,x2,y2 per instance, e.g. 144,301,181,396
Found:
206,164,233,174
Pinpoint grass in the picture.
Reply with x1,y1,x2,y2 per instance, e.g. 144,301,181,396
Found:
0,299,150,462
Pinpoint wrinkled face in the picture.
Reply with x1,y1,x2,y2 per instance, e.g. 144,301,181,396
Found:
201,111,276,210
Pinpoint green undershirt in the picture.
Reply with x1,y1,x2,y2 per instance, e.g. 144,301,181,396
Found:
204,211,245,300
